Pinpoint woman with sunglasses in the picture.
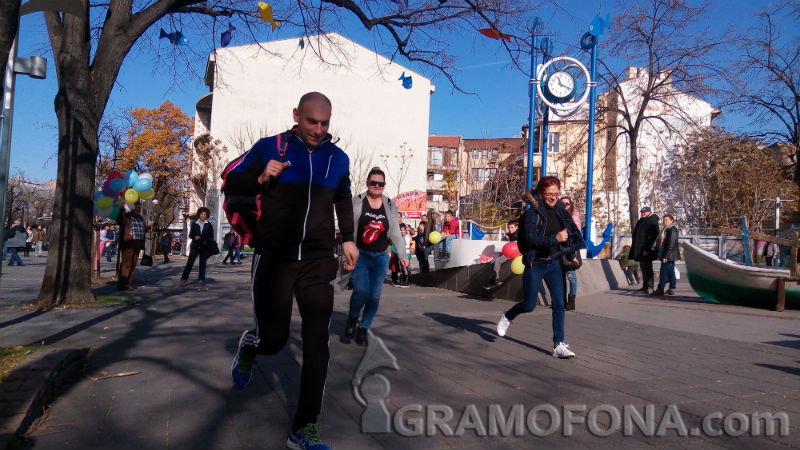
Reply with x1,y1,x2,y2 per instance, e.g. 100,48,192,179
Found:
560,196,581,311
345,167,410,346
496,176,585,358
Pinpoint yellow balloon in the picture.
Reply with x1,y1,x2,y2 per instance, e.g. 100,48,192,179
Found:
96,196,113,210
124,189,139,204
511,255,525,275
139,189,155,200
428,231,442,244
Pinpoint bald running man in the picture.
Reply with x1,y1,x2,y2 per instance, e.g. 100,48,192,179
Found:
225,92,358,450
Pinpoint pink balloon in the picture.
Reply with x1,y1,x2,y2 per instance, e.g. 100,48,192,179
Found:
502,241,521,259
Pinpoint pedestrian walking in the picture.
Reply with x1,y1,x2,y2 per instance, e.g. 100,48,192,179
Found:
117,201,152,291
24,226,33,257
652,214,680,296
32,224,45,258
496,176,585,359
764,242,779,266
225,92,358,450
180,207,214,287
105,225,116,262
161,231,172,263
346,167,409,345
4,220,27,266
234,232,243,264
222,230,237,264
630,206,660,294
560,196,581,311
2,220,8,260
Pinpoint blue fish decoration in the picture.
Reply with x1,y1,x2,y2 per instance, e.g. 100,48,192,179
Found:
299,38,305,49
159,28,188,46
588,13,611,37
221,24,236,47
585,223,614,258
398,72,412,89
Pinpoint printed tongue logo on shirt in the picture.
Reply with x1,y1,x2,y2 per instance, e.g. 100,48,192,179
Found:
362,221,386,244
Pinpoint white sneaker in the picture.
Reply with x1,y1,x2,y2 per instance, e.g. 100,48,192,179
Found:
497,314,511,337
552,342,576,359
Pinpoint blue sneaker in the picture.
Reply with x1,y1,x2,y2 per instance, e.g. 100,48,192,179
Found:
231,330,257,388
286,423,330,450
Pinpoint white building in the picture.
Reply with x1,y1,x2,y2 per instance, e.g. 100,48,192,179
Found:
191,32,433,245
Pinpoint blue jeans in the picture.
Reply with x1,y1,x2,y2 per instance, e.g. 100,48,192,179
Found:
441,234,457,253
348,250,390,329
2,242,6,260
566,270,577,296
8,247,22,265
657,260,677,291
505,260,566,345
234,248,241,263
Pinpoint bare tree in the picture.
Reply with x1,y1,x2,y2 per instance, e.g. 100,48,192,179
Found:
729,1,800,186
600,0,726,228
380,142,414,197
226,122,273,156
192,133,228,202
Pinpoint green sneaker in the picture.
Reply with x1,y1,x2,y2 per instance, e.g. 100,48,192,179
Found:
287,423,330,450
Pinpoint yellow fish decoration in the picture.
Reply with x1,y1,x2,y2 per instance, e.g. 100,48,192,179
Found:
258,2,279,31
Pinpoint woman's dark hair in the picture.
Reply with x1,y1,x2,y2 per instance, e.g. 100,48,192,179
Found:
366,166,385,183
196,206,211,217
534,176,561,196
664,214,674,221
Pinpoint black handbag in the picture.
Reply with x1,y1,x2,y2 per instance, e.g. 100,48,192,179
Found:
140,254,153,266
209,240,220,255
560,251,582,270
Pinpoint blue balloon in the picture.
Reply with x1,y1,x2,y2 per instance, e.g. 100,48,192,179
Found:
133,177,152,192
109,177,126,193
94,189,104,201
125,170,139,188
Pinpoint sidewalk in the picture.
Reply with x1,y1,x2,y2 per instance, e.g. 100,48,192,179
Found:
0,258,798,449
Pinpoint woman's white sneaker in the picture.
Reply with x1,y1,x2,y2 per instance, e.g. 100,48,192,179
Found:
552,342,575,358
497,314,511,337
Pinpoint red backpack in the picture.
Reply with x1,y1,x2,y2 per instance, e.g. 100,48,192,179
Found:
220,131,289,248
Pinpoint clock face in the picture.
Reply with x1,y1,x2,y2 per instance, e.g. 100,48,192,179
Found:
546,71,576,100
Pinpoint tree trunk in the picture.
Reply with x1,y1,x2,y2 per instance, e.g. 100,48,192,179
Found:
0,0,20,84
627,134,640,228
37,87,99,308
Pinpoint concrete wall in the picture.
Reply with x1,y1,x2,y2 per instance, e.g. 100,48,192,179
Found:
413,257,630,302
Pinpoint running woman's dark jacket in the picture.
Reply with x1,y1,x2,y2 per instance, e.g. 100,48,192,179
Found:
223,128,354,260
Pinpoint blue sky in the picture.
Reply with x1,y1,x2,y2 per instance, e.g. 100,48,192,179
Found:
6,0,790,182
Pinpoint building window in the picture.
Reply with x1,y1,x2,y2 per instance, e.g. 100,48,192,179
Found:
449,148,458,166
432,194,443,202
471,168,479,180
491,148,498,160
548,133,560,153
472,148,479,159
481,149,488,159
433,173,444,181
430,149,443,166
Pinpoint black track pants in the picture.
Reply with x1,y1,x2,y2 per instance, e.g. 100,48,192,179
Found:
246,253,338,431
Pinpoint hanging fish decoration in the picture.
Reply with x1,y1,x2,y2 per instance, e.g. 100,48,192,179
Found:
589,13,611,37
159,28,188,46
479,28,511,41
585,223,614,258
221,24,236,47
398,72,413,89
258,2,280,31
299,38,305,49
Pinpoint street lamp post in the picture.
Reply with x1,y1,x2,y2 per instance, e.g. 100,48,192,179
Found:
525,17,543,191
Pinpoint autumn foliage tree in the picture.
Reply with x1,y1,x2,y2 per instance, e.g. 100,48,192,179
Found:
112,101,192,228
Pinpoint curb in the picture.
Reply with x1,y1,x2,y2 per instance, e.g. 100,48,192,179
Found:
0,348,89,450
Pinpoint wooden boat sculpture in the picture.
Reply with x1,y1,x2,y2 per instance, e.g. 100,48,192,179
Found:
683,242,799,309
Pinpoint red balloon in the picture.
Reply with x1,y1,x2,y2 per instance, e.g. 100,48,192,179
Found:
502,241,521,259
108,170,124,180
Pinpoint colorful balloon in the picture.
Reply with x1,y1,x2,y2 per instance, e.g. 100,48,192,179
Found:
124,188,139,204
97,206,113,218
94,189,104,201
108,170,123,180
139,173,153,181
110,204,121,220
511,255,525,274
139,189,154,200
501,241,521,259
125,170,139,188
96,196,113,210
133,177,152,192
109,177,126,193
428,231,442,244
102,184,115,196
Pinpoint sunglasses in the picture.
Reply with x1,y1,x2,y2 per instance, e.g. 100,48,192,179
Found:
369,181,386,187
562,202,571,206
542,193,560,198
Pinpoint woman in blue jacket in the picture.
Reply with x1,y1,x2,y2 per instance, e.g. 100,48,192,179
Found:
181,206,214,287
496,176,585,358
